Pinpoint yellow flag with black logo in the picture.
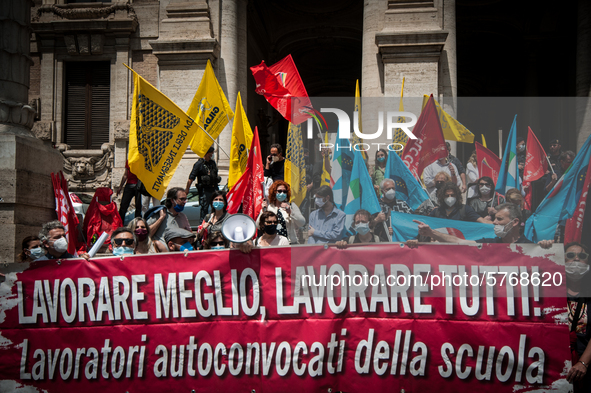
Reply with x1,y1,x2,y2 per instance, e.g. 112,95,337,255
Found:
228,92,253,189
421,94,475,143
285,122,306,205
127,67,197,200
187,60,234,157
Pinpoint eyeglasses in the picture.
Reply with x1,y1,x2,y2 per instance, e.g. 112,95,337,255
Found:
566,252,589,261
177,197,187,202
113,238,135,246
211,241,225,246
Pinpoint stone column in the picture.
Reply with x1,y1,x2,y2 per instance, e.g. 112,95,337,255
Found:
149,0,219,189
217,0,248,183
0,0,62,262
439,0,457,155
576,0,591,151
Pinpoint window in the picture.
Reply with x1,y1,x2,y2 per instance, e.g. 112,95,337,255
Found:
64,62,110,149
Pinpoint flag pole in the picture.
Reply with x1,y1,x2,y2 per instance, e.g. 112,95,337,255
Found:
194,123,231,159
545,156,556,175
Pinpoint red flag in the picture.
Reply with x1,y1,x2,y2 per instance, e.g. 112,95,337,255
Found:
475,142,502,184
564,162,591,243
226,127,265,221
522,127,549,210
250,55,312,125
82,188,123,248
401,95,447,179
51,172,81,255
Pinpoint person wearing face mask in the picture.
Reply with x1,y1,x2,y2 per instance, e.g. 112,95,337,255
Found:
198,191,231,244
336,209,381,248
17,236,44,262
110,227,137,256
409,204,553,248
467,176,505,219
423,156,463,195
429,183,487,223
372,149,388,197
128,217,161,255
307,185,346,244
36,220,90,260
259,181,305,244
164,228,197,252
152,187,192,244
264,143,285,182
254,211,289,247
202,231,229,250
370,178,412,241
414,172,451,216
564,242,591,391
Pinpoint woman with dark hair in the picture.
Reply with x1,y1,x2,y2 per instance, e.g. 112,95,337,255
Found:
467,176,505,219
372,149,388,197
202,230,229,250
565,242,591,391
128,217,162,254
197,190,230,242
17,236,44,262
255,211,289,247
259,180,305,244
430,183,487,223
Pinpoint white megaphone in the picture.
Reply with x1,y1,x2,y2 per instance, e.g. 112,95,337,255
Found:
221,213,257,243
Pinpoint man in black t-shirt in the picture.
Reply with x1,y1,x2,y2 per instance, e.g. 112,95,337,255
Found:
185,146,221,220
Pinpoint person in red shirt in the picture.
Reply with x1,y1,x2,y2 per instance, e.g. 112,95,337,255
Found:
117,160,141,221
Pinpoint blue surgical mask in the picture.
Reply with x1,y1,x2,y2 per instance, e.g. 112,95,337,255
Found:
212,201,225,211
29,247,46,260
212,245,225,250
180,242,194,251
276,192,287,202
113,247,134,256
377,156,386,162
355,223,371,235
174,203,184,213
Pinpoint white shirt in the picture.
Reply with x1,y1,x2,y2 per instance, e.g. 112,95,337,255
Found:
422,160,463,194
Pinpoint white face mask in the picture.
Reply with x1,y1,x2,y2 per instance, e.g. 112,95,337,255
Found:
493,221,515,238
517,145,525,152
565,262,590,282
444,196,456,207
384,189,396,200
315,197,326,208
479,185,491,195
52,237,68,254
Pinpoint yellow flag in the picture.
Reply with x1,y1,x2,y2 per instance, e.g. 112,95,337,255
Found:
320,131,331,186
421,95,475,143
352,80,366,158
392,78,407,156
481,134,487,148
187,60,234,157
127,67,197,200
228,92,253,189
285,122,306,205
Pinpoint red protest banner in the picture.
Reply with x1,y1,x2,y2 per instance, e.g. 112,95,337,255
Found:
0,244,570,392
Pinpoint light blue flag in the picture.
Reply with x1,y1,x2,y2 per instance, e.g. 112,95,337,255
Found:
344,150,381,230
495,115,520,194
390,211,497,242
525,133,591,242
331,136,354,210
384,149,429,210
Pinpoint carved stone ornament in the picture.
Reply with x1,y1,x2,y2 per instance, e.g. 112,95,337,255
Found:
0,99,36,129
113,120,130,141
61,143,114,192
33,3,138,24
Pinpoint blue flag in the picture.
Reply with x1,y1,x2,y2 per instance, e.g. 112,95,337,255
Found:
384,149,429,210
495,115,520,194
390,211,497,242
525,133,591,242
344,150,381,230
331,136,354,210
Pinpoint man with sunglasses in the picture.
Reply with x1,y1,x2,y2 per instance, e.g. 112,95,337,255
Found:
164,228,196,252
410,203,553,248
110,227,136,256
152,187,192,243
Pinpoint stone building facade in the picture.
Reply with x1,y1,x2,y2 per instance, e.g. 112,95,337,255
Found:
1,0,589,260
